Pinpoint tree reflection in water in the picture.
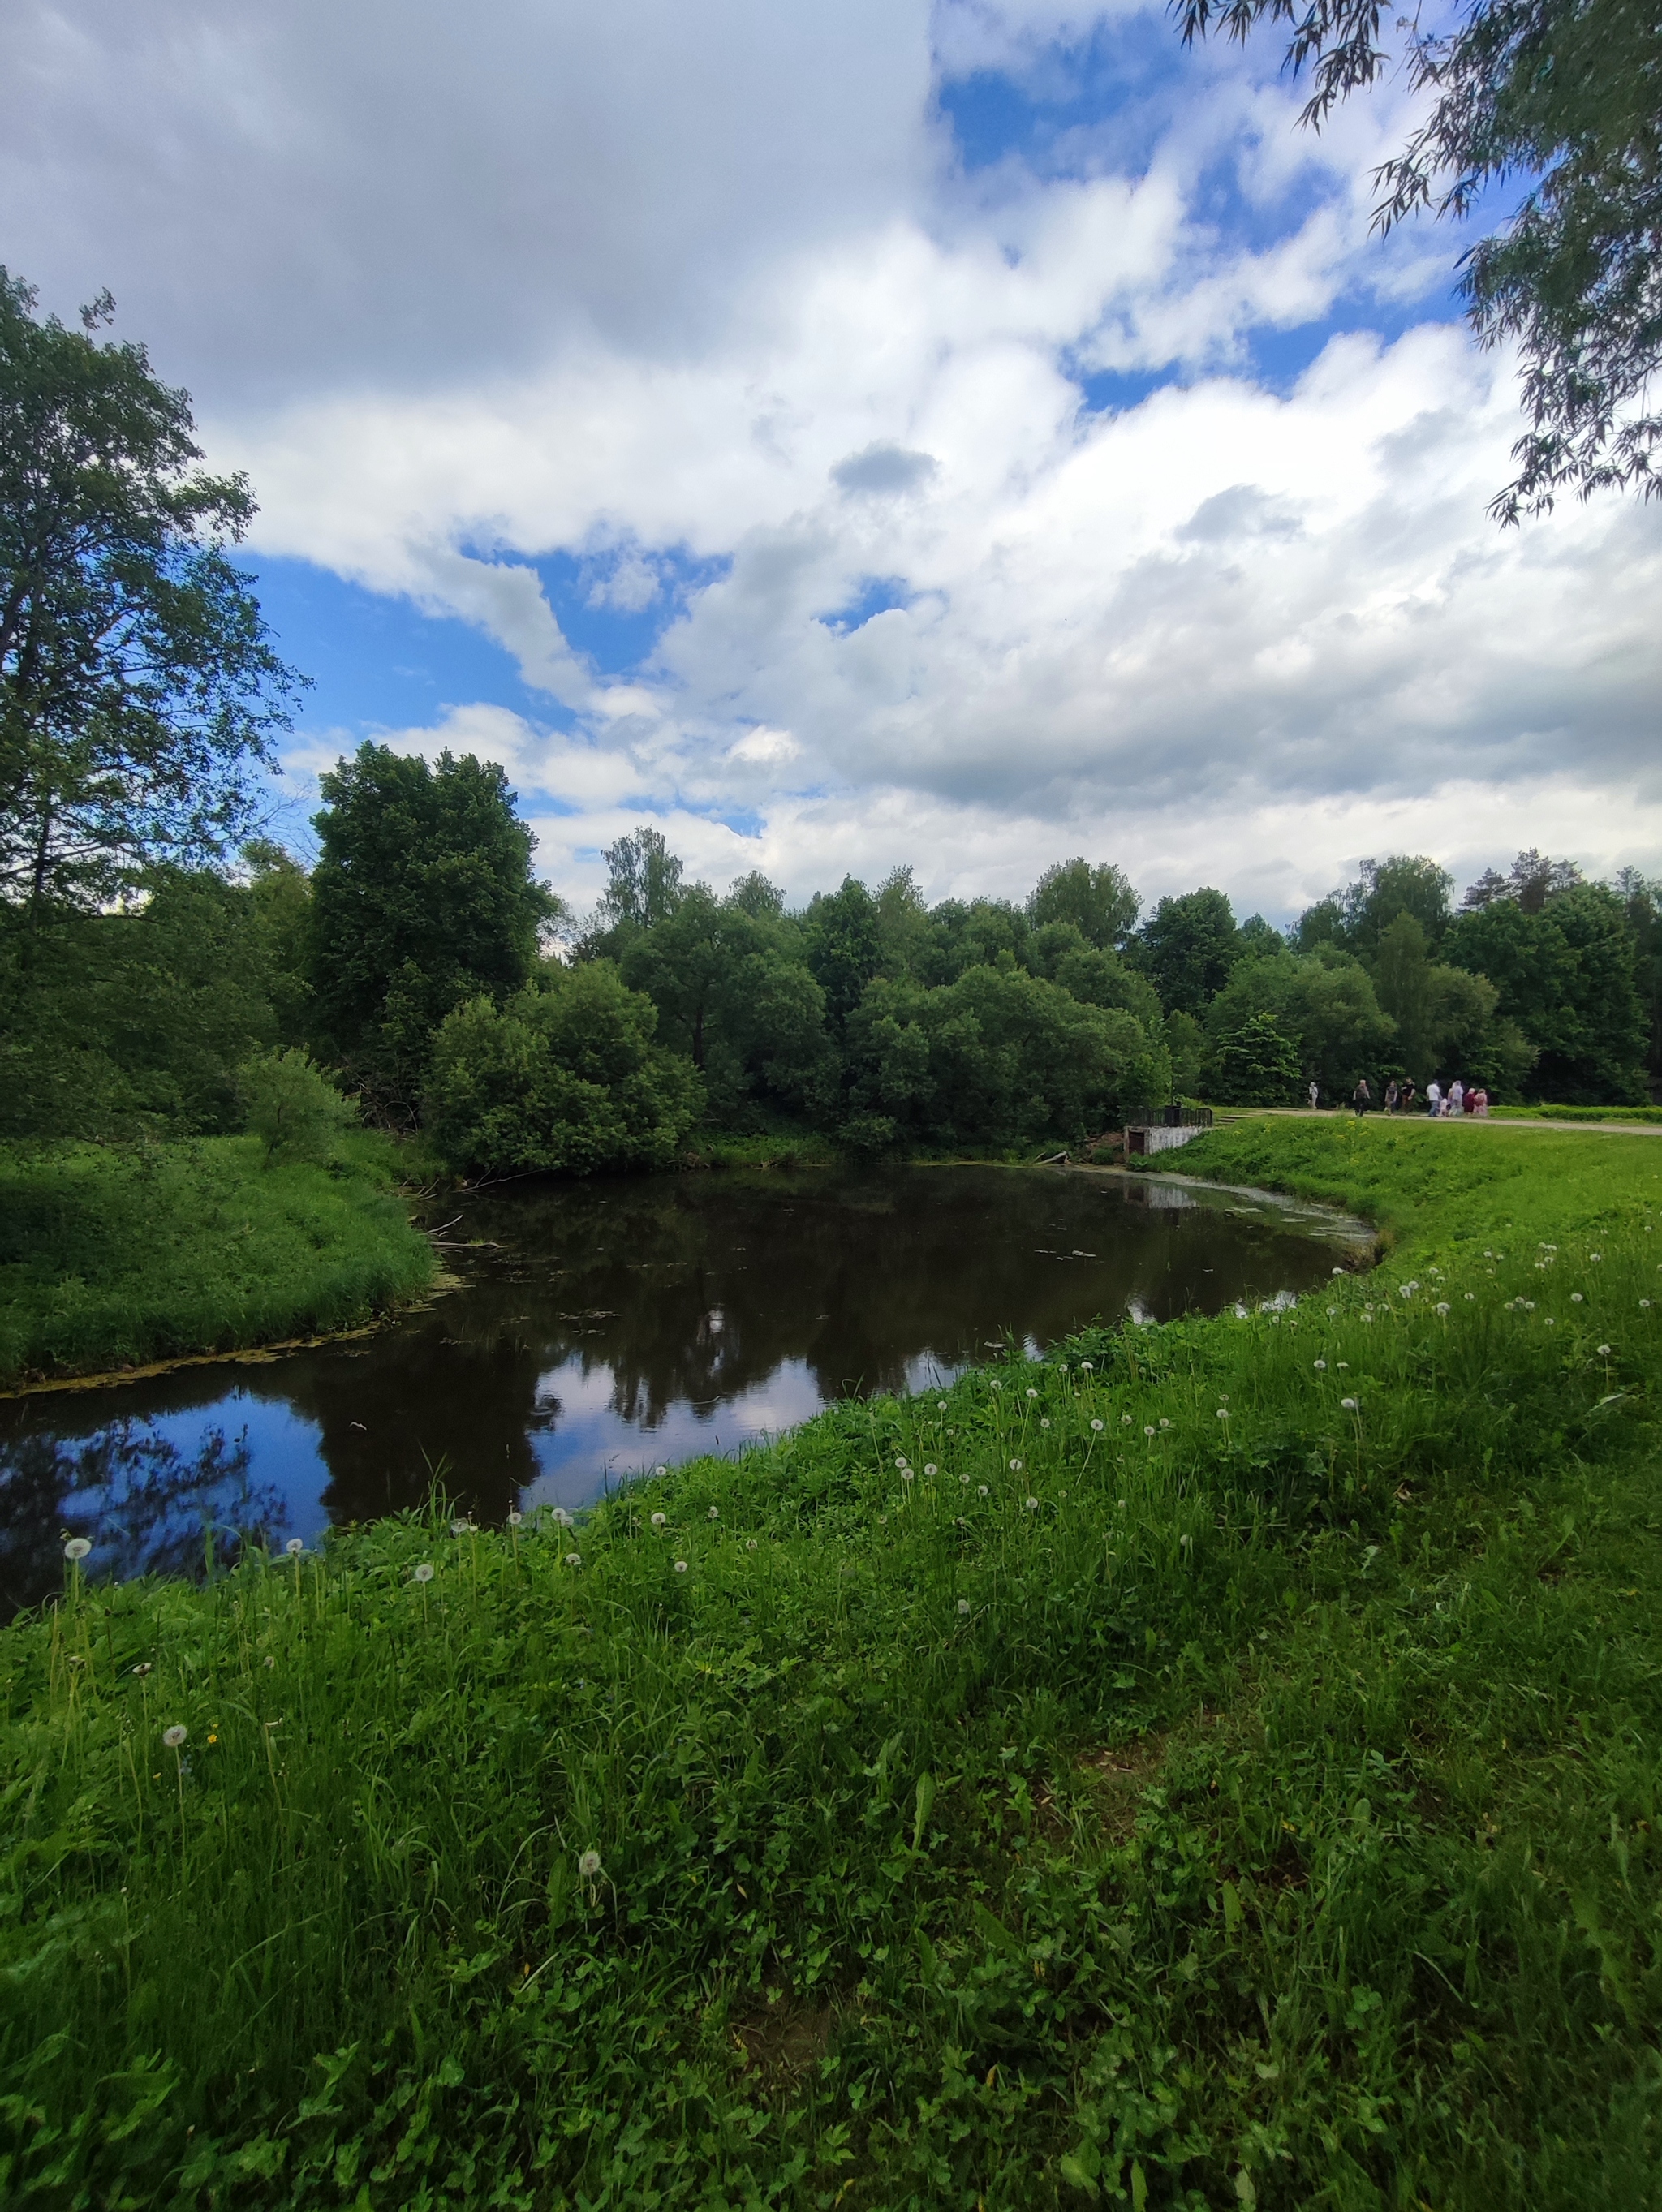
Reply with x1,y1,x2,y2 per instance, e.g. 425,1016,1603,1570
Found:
0,1420,286,1620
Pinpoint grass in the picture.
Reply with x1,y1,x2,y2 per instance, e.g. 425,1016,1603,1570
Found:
1488,1103,1662,1125
0,1135,437,1387
2,1118,1661,2208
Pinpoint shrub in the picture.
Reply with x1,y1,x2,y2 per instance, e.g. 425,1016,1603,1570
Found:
425,961,703,1177
239,1048,358,1164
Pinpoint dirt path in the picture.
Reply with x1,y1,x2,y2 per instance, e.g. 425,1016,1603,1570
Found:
1242,1107,1662,1137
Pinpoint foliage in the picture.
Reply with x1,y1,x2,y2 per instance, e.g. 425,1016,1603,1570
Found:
1371,911,1537,1091
308,743,558,1109
589,823,686,945
1463,846,1586,913
803,875,886,1034
1027,855,1140,949
1176,0,1662,517
239,1048,358,1166
4,1123,1662,2205
0,867,294,1143
845,960,1170,1150
0,1134,432,1384
1446,880,1649,1102
424,961,704,1177
1135,887,1240,1015
1209,1009,1303,1103
0,271,301,919
1162,1008,1208,1094
1206,948,1397,1097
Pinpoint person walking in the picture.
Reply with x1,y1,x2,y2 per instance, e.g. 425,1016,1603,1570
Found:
1426,1078,1442,1116
1400,1078,1417,1112
1352,1077,1371,1117
1469,1084,1489,1117
1307,1079,1320,1111
1384,1078,1400,1113
1449,1078,1466,1117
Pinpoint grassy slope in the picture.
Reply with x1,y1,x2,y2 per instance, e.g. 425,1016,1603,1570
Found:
2,1121,1660,2210
0,1135,436,1385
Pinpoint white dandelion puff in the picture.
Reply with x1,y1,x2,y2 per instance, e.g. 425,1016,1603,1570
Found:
506,1511,523,1528
1080,1362,1093,1372
1341,1396,1359,1411
1040,1418,1051,1430
412,1562,434,1584
1435,1302,1450,1315
901,1468,915,1483
924,1463,937,1477
746,1538,758,1551
162,1724,187,1749
578,1848,602,1878
708,1506,720,1521
551,1508,574,1527
978,1485,989,1498
286,1538,305,1556
1598,1344,1612,1356
1122,1414,1133,1426
1009,1457,1023,1472
958,1598,971,1615
1091,1418,1104,1431
654,1465,668,1477
1026,1495,1039,1511
62,1537,91,1561
1572,1292,1584,1302
1216,1409,1229,1421
674,1560,688,1573
1144,1425,1156,1437
1159,1418,1171,1430
1314,1360,1327,1371
651,1512,667,1528
565,1552,582,1569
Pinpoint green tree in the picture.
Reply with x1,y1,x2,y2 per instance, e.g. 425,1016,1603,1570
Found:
1617,867,1662,1084
1027,920,1166,1032
1163,1009,1208,1095
1297,854,1454,963
1211,1013,1302,1106
919,897,1029,985
239,1048,357,1165
1373,911,1536,1092
803,876,885,1035
241,839,312,1047
1206,947,1396,1096
1177,0,1662,516
1136,889,1240,1016
1027,857,1139,950
308,744,556,1108
1445,880,1647,1100
424,962,702,1177
585,825,686,958
0,273,302,923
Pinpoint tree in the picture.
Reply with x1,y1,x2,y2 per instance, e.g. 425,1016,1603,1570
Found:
1296,854,1453,962
592,824,685,944
1027,920,1166,1033
1445,880,1647,1100
803,876,885,1035
309,743,556,1108
0,272,302,922
1136,889,1240,1015
1212,1015,1303,1105
1028,857,1140,950
1177,0,1662,516
1204,945,1397,1095
239,1048,357,1165
424,962,702,1177
1462,848,1584,913
1617,867,1662,1083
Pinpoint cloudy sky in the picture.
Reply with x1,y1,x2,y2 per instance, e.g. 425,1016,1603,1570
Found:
6,0,1658,923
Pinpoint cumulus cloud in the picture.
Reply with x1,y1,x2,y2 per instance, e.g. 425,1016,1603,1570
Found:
6,0,1656,917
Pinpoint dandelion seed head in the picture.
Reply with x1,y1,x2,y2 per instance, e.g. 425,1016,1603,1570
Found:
674,1560,688,1573
506,1511,523,1528
1080,1361,1093,1372
937,1399,948,1410
131,1662,152,1677
1122,1414,1133,1426
1144,1425,1156,1437
1598,1344,1612,1356
263,1654,275,1668
651,1511,667,1527
1040,1418,1051,1430
578,1848,602,1879
564,1552,582,1569
1091,1418,1104,1431
286,1538,305,1556
552,1508,574,1527
708,1505,720,1520
162,1725,187,1749
1009,1457,1023,1471
978,1484,989,1497
901,1468,914,1483
1026,1495,1039,1510
1216,1409,1229,1421
1314,1359,1327,1371
1026,1388,1038,1401
1159,1418,1170,1430
62,1537,91,1561
412,1562,434,1583
958,1598,971,1615
1341,1396,1359,1411
746,1538,758,1551
924,1463,937,1477
654,1465,668,1477
1436,1302,1450,1315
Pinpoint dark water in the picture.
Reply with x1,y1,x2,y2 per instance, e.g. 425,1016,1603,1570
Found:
2,1165,1363,1613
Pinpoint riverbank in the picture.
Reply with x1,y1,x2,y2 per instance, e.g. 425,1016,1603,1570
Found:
3,1118,1659,2208
0,1136,437,1388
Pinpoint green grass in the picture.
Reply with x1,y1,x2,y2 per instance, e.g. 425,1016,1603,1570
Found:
1488,1103,1662,1125
0,1135,437,1386
3,1121,1662,2208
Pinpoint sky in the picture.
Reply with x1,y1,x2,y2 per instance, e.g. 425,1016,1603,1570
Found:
6,0,1658,927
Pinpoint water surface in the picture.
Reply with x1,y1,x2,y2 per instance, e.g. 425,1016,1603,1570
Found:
2,1164,1363,1612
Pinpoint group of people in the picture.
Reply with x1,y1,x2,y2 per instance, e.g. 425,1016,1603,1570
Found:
1312,1076,1491,1117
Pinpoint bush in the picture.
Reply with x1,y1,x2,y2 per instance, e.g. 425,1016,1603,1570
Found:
425,961,704,1177
239,1048,358,1164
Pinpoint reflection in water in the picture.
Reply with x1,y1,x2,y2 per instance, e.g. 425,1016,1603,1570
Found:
2,1165,1363,1616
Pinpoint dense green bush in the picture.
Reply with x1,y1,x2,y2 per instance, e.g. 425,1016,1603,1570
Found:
424,961,703,1177
238,1048,358,1164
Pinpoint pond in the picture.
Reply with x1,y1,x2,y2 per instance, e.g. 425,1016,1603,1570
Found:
1,1164,1367,1614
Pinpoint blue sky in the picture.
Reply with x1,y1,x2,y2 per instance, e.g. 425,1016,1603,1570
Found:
8,0,1657,919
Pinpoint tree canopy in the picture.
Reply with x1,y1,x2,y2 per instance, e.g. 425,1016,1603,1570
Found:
0,272,301,921
1176,0,1662,517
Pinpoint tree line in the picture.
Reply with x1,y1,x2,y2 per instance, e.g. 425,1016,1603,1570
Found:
2,269,1656,1180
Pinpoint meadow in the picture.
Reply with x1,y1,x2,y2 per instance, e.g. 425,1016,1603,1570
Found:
2,1118,1659,2210
0,1136,437,1388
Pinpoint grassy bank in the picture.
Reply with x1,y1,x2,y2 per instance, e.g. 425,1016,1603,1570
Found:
0,1135,437,1387
3,1120,1660,2208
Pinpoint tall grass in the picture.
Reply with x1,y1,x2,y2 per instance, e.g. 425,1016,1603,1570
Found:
2,1121,1660,2207
0,1134,435,1384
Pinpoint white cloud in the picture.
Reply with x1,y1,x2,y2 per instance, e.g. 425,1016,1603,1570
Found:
7,0,1657,906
